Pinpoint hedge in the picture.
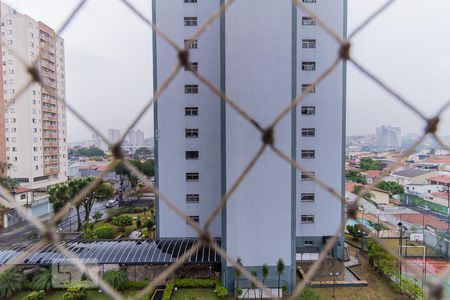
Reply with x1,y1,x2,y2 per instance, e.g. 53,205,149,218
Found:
94,224,116,239
162,279,228,300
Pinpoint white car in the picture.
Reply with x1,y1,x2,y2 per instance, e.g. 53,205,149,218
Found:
105,199,119,208
417,205,430,211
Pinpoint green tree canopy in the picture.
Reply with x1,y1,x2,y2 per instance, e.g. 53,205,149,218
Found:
69,146,106,158
345,170,367,184
376,181,404,195
359,158,382,171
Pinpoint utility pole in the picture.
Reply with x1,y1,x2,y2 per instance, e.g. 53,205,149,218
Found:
398,222,407,288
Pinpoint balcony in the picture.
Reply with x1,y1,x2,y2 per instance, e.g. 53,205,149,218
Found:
42,106,57,113
43,132,58,139
43,141,58,147
42,123,58,130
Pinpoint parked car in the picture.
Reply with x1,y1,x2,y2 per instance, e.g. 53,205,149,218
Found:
417,205,430,211
105,199,119,208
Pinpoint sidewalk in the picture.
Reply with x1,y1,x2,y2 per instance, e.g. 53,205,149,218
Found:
0,212,53,244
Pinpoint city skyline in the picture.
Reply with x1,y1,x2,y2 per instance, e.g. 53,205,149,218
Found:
2,0,450,144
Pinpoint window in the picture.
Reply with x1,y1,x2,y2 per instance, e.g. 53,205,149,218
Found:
301,106,315,115
302,39,316,48
185,107,198,116
301,128,315,137
185,129,199,138
186,172,199,181
301,215,315,223
187,216,200,224
302,17,316,26
301,172,315,181
301,150,315,159
184,17,198,26
186,151,199,160
304,240,314,246
186,194,200,203
302,0,316,3
184,39,198,49
185,85,198,94
301,193,315,202
20,194,26,200
302,62,316,71
301,84,315,93
185,62,198,71
184,0,197,2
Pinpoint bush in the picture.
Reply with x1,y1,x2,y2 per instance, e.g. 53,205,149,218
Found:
299,287,319,300
126,281,148,290
111,215,133,227
31,268,52,291
103,269,128,290
94,224,116,239
0,269,22,298
23,290,45,300
63,285,87,300
215,284,228,298
162,279,226,300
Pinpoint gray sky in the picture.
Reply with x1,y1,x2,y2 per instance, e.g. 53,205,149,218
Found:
6,0,450,141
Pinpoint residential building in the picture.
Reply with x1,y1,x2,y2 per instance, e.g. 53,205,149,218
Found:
391,169,438,186
107,128,121,144
153,0,346,292
126,129,145,147
376,126,402,150
0,2,67,190
345,182,390,206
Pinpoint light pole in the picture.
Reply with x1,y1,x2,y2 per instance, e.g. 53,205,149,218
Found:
398,222,408,287
329,272,339,298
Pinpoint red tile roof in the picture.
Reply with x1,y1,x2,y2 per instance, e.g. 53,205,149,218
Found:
426,156,450,164
428,176,450,185
12,187,30,194
361,170,383,178
431,191,449,199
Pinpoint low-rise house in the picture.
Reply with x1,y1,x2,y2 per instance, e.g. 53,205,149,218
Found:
361,170,383,184
391,169,438,185
345,182,390,206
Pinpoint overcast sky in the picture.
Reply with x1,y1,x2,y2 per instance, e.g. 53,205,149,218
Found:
5,0,450,141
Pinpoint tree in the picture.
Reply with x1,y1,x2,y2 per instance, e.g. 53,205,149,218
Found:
345,170,367,184
103,269,128,290
376,181,404,195
0,176,19,190
250,270,258,300
146,219,155,239
115,161,130,192
234,257,243,299
31,268,52,291
359,158,382,171
352,185,375,200
0,269,21,298
82,222,95,240
134,147,152,160
69,146,106,158
346,224,366,241
136,216,142,229
78,177,113,223
93,211,103,223
276,258,285,299
261,263,269,300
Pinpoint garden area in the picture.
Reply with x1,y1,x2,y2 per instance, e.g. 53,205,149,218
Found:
82,207,156,240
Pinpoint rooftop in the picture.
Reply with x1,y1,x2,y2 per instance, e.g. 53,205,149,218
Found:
392,168,434,178
428,176,450,185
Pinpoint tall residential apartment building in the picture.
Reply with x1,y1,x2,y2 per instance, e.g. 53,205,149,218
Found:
107,128,121,144
153,0,346,291
376,125,402,150
0,2,67,189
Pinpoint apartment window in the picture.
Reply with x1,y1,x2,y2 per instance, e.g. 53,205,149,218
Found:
301,150,315,159
304,240,314,246
184,39,198,49
185,85,198,94
184,17,198,26
185,129,199,138
6,29,12,35
302,17,316,26
186,172,199,181
186,216,200,224
301,128,315,137
302,39,316,48
301,172,315,181
302,62,316,71
6,20,12,25
301,193,315,202
301,106,315,115
186,151,199,160
185,62,198,71
302,0,316,3
301,84,315,93
185,107,198,116
301,215,315,223
185,0,198,2
186,194,200,203
33,147,37,152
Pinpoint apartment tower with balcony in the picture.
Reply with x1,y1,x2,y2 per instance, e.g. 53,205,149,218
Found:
153,0,346,292
0,2,67,190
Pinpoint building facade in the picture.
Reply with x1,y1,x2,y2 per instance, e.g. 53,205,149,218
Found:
107,128,121,144
376,125,402,150
0,2,67,190
153,0,346,292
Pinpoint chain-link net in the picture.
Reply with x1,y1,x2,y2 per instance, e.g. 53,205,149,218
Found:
0,0,449,299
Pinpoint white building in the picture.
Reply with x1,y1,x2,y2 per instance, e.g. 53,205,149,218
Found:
0,2,67,190
153,0,346,292
107,128,121,144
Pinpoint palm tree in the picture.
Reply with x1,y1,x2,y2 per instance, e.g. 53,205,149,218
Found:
261,263,269,300
235,257,243,299
251,269,258,300
32,268,53,291
0,269,21,298
276,258,285,299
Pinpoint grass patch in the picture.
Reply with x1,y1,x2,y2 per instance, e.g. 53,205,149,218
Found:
11,290,141,300
171,288,221,300
378,238,441,257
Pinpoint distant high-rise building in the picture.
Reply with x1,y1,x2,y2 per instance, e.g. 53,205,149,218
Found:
376,126,402,149
153,0,346,291
0,2,67,189
91,133,107,151
107,129,121,144
135,129,144,146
